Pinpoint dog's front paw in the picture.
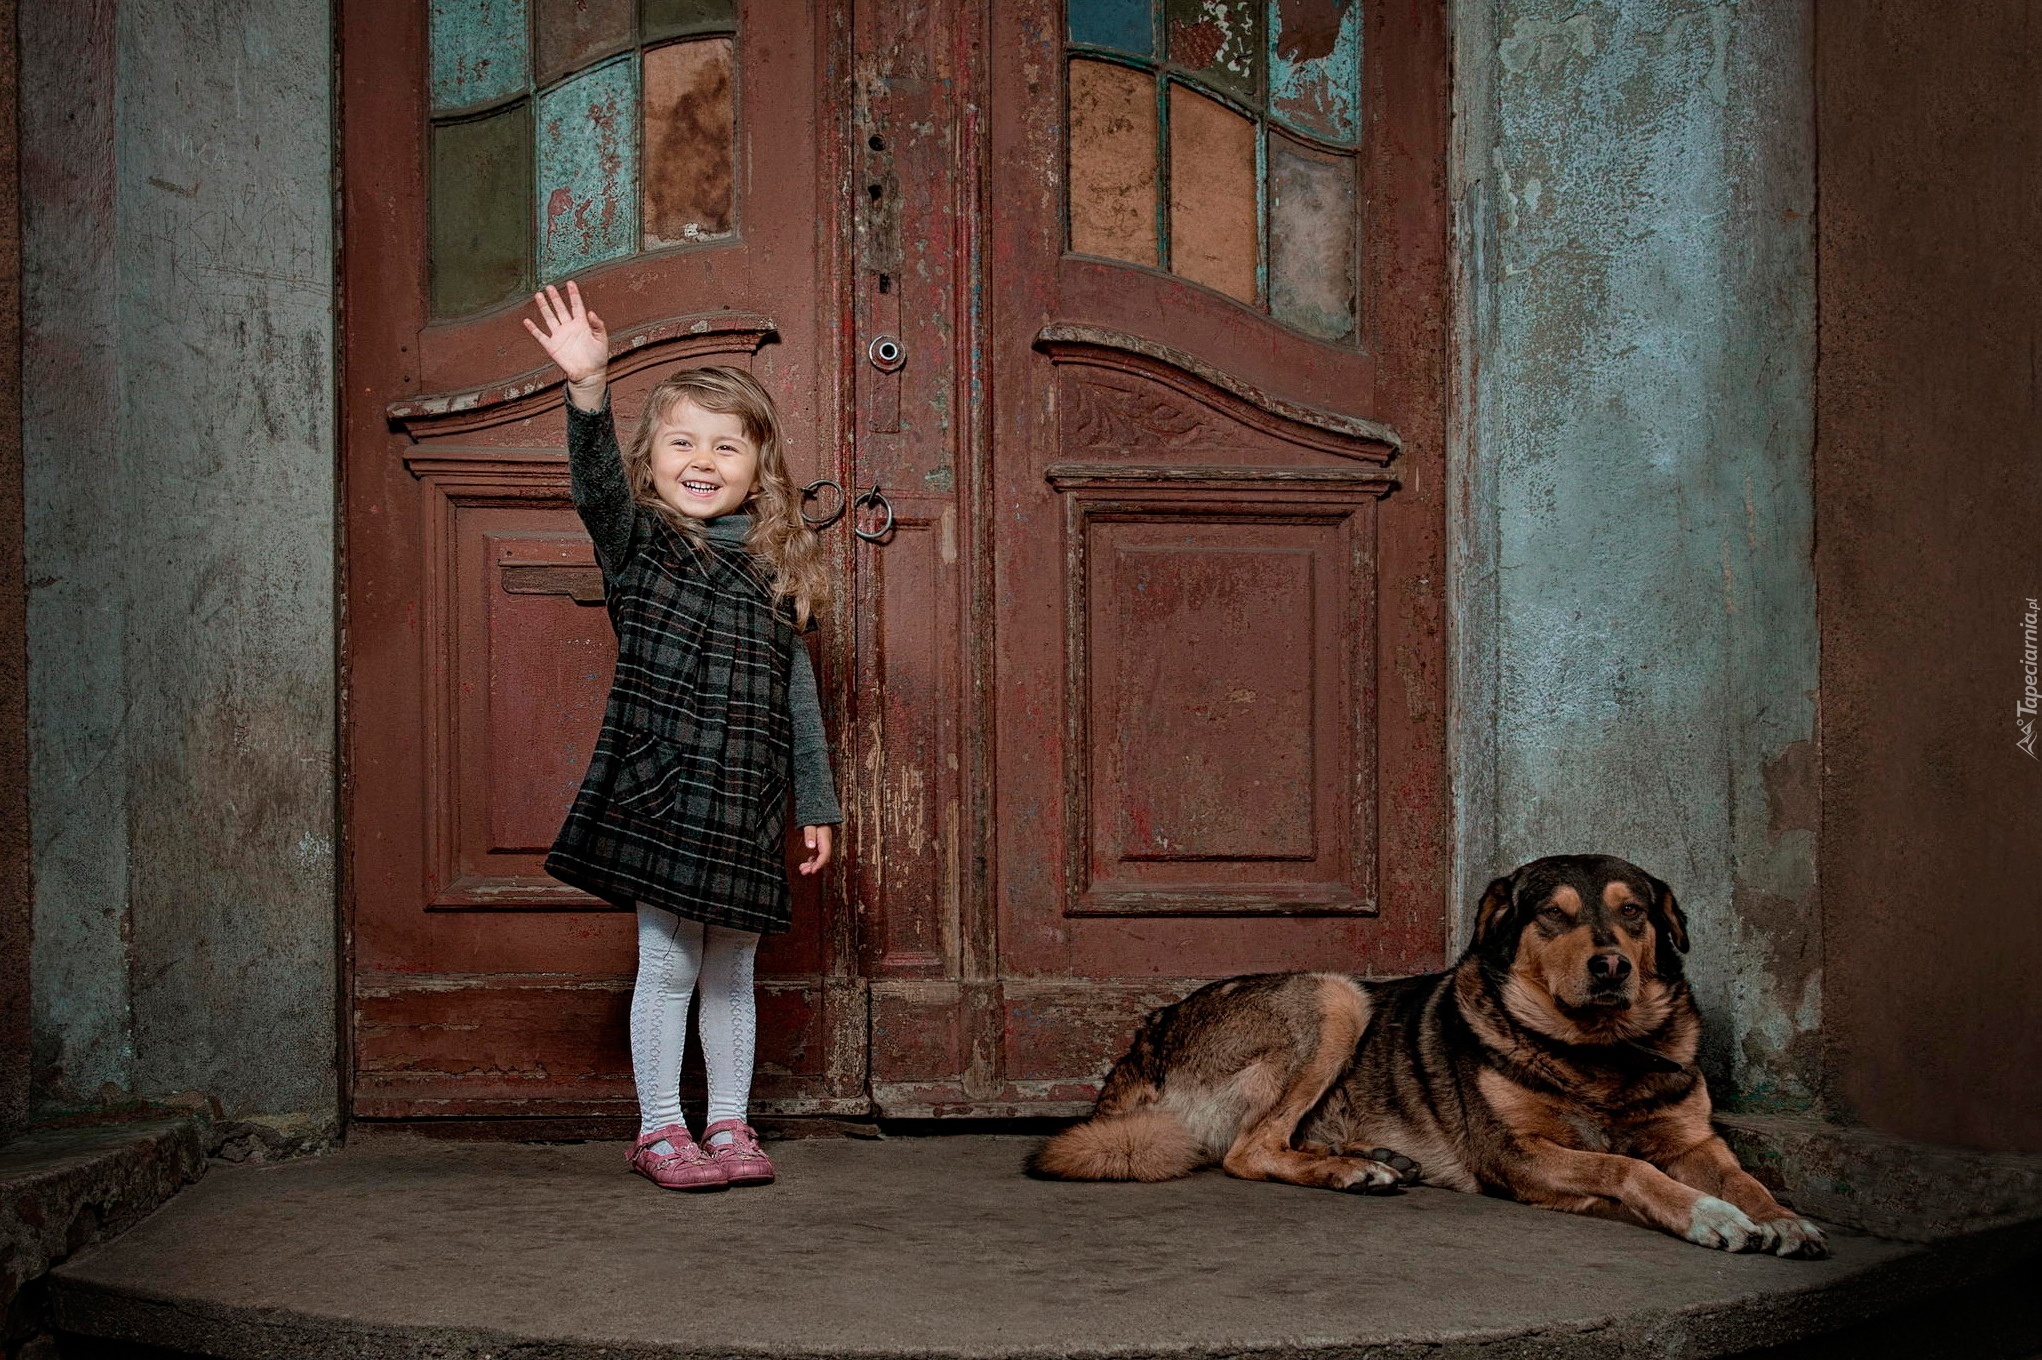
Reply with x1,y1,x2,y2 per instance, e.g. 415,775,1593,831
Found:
1683,1196,1768,1251
1329,1157,1405,1194
1762,1215,1829,1259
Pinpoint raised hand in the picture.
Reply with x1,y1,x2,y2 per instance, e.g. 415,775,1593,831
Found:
523,281,610,403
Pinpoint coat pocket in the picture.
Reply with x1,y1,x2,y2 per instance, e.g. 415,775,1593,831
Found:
608,732,685,819
750,768,790,841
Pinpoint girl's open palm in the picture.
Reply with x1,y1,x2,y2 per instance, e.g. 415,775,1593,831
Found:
523,281,609,384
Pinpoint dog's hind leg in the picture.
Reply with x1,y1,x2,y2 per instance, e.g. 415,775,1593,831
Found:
1219,976,1403,1194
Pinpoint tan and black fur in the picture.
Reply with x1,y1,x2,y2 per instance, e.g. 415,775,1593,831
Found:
1028,855,1826,1257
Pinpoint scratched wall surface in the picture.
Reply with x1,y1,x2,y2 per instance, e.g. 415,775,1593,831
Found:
1451,1,1819,1108
1,0,28,1137
21,0,129,1114
22,0,337,1124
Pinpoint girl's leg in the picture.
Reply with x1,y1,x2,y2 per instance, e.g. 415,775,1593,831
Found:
631,905,705,1152
696,923,761,1143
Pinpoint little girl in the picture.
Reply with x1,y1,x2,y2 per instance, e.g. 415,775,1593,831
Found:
525,281,841,1191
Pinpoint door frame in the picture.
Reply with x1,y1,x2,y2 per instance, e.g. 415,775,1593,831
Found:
335,0,1451,1127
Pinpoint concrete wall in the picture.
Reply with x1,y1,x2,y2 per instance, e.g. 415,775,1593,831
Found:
1451,0,1821,1109
22,0,126,1111
1,0,30,1141
20,0,338,1128
1815,3,2042,1154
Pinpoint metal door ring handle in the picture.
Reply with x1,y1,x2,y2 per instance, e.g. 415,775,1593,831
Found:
800,479,847,530
853,485,895,542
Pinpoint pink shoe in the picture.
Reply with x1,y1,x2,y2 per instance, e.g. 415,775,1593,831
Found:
702,1119,776,1186
628,1124,728,1191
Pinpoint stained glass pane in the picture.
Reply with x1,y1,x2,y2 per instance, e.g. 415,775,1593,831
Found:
1269,136,1355,338
1068,0,1154,55
432,103,533,315
536,0,635,89
1167,84,1257,303
1268,0,1359,144
1166,0,1261,101
643,38,736,247
536,57,640,281
1068,60,1160,266
643,0,735,42
430,0,530,112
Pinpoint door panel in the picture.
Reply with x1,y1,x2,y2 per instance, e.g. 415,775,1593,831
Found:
1062,484,1380,915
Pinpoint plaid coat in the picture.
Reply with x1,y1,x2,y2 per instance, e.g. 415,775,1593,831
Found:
545,401,799,934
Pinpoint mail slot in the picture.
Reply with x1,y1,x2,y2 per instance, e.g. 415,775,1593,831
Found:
497,541,605,604
499,562,605,603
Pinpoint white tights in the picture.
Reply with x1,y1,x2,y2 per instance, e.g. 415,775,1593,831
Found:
630,906,759,1144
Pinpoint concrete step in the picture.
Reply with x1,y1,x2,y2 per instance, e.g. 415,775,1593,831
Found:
45,1133,2042,1360
0,1117,207,1356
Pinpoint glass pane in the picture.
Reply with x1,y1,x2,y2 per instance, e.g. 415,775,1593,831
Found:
643,38,736,248
1167,84,1257,303
535,0,635,88
431,0,530,112
1068,0,1154,55
1269,136,1355,339
431,103,533,316
1068,60,1159,266
642,0,735,42
1166,0,1261,102
536,57,641,280
1268,0,1359,144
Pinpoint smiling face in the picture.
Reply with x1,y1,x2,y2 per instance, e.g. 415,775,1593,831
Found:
647,397,760,520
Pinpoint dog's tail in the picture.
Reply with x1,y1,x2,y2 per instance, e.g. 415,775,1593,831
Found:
1025,1108,1202,1182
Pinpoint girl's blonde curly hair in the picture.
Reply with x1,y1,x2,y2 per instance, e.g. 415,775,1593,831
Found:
620,365,830,627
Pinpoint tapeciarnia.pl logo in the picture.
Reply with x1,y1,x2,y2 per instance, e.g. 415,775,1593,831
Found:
2020,597,2040,759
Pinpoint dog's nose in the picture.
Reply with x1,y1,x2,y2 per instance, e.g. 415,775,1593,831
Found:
1588,952,1632,981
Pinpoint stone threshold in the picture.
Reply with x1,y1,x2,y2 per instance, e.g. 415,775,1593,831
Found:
42,1131,2042,1360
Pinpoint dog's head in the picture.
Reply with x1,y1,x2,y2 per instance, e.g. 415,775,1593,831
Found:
1467,854,1690,1041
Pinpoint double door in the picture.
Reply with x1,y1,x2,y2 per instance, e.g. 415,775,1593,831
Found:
342,0,1448,1123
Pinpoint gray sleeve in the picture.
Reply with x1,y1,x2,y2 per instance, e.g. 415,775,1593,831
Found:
788,643,843,827
565,392,641,576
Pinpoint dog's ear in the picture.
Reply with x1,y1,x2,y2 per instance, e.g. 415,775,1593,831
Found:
1647,874,1689,955
1470,874,1518,950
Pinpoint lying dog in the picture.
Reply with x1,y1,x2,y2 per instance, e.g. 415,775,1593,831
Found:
1029,854,1826,1257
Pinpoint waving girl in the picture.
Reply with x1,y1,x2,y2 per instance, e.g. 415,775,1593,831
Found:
526,282,841,1191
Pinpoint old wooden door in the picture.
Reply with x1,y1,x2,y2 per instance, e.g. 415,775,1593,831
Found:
861,0,1449,1114
342,0,869,1123
341,0,1446,1125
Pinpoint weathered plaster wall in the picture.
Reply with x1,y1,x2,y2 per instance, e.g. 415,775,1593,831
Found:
1,0,30,1139
22,0,338,1125
22,0,129,1110
1816,3,2042,1154
1452,0,1819,1108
